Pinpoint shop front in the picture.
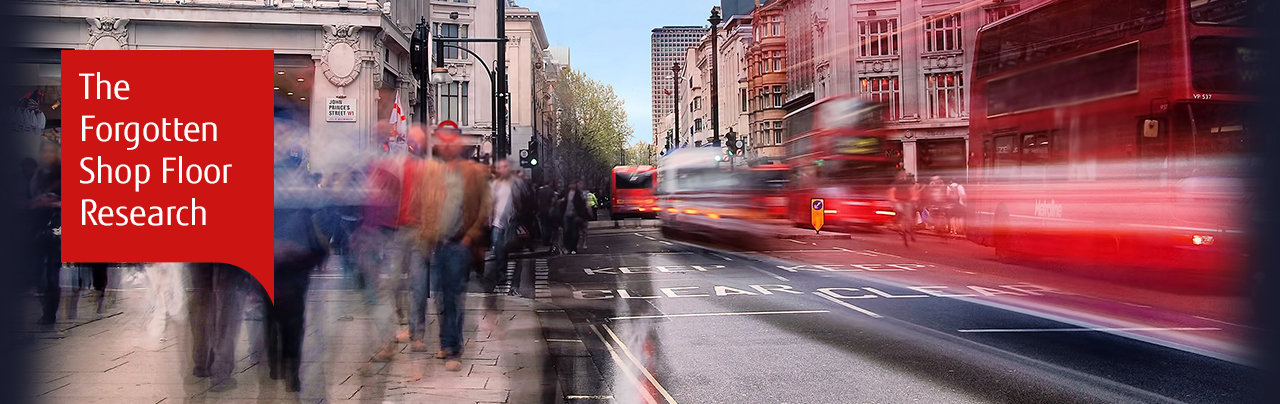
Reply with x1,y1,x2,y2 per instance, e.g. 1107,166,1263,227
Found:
13,1,418,173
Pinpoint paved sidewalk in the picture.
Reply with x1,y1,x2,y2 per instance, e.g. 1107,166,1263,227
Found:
26,277,554,404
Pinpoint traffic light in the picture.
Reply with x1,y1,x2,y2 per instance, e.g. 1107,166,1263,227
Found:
726,131,739,156
520,140,539,168
410,20,428,81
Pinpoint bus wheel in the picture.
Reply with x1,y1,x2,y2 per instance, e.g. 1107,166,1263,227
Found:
993,205,1016,261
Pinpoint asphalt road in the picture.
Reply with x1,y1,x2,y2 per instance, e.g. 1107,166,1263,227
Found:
526,223,1262,404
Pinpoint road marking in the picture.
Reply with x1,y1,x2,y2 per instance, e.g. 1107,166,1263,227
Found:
812,291,883,318
567,396,615,400
546,339,583,343
600,324,679,404
786,239,808,245
534,259,551,299
957,327,1222,333
751,267,790,282
610,310,829,320
659,241,674,245
1193,316,1258,330
588,324,662,404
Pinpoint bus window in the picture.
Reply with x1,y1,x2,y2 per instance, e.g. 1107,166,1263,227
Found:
1172,103,1250,178
615,171,655,190
1020,132,1050,181
993,135,1019,181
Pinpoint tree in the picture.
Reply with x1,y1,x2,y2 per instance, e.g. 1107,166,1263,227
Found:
624,141,655,166
548,69,633,195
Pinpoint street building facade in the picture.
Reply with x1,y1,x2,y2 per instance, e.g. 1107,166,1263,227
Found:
650,25,705,147
14,0,427,173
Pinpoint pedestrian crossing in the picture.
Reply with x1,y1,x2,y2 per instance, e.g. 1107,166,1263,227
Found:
495,261,517,294
535,258,551,302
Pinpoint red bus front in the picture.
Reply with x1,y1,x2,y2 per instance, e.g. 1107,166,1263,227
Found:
611,166,659,219
783,96,898,230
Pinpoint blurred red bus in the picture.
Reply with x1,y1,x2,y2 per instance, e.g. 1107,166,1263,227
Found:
781,96,898,229
744,164,790,219
611,165,659,219
966,0,1256,273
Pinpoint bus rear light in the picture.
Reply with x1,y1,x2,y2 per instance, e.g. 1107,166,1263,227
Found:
684,209,699,214
843,201,872,206
637,207,647,212
824,210,838,214
707,213,721,219
667,208,677,213
1191,235,1215,246
875,210,896,216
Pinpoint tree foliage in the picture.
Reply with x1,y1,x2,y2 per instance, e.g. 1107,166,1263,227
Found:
546,69,633,196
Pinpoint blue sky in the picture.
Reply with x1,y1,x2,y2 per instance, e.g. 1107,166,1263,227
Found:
516,0,721,144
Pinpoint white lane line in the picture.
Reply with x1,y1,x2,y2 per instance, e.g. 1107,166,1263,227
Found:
645,236,658,241
633,232,646,237
587,324,661,404
957,327,1222,333
1194,316,1259,330
812,292,883,318
610,310,829,320
1122,302,1152,309
785,239,808,245
546,339,584,343
601,324,679,404
659,241,674,245
833,247,855,252
750,267,790,282
567,396,615,400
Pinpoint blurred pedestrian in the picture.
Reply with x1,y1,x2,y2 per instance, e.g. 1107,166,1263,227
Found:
536,179,559,253
923,175,948,232
488,159,519,296
418,123,492,372
187,263,249,392
579,181,594,251
888,170,918,247
268,145,330,392
946,178,967,235
30,139,61,326
561,181,590,255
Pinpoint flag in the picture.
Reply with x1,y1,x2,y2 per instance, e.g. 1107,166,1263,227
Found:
389,90,409,153
390,90,408,138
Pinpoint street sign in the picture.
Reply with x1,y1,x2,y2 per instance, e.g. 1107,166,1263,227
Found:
811,198,824,233
519,149,529,158
326,98,356,122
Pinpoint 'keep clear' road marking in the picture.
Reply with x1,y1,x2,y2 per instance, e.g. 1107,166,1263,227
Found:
610,310,830,320
957,327,1222,333
571,283,1064,301
812,291,882,318
777,263,927,272
583,265,725,275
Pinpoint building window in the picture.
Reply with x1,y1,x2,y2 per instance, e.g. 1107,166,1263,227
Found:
771,16,781,36
772,85,784,107
435,23,469,60
773,51,782,72
858,19,899,57
860,76,901,121
773,121,784,145
439,81,469,125
926,72,965,118
740,88,748,112
984,4,1021,25
924,13,962,53
695,118,703,132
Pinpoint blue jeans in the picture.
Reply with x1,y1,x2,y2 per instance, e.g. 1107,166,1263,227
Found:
490,225,516,290
432,240,471,357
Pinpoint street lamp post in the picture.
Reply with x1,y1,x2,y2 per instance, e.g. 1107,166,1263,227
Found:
671,62,681,149
708,7,722,148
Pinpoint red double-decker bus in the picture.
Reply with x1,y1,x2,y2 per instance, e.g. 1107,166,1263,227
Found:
781,96,898,229
966,0,1257,274
611,165,659,219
